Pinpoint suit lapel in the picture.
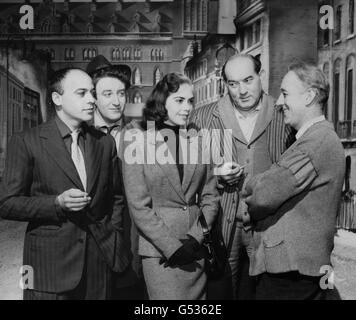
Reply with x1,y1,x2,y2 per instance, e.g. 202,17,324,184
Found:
248,94,275,145
40,119,83,190
157,162,186,202
218,95,248,145
181,133,198,193
84,126,103,195
149,130,186,202
182,164,196,194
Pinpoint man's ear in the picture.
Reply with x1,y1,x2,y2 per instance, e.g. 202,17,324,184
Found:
259,69,266,79
259,69,267,92
52,92,62,108
305,88,317,106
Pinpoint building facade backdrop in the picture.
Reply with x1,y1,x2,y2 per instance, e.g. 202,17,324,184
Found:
318,0,356,192
184,0,355,229
0,0,217,179
1,0,355,196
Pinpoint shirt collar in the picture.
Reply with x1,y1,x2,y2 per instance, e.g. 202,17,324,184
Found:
296,115,326,140
94,109,124,133
55,116,85,138
55,116,73,138
234,100,262,119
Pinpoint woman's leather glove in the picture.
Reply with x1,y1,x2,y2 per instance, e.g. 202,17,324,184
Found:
159,236,200,267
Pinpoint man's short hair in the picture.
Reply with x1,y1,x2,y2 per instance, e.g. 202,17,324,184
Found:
49,67,84,96
222,54,262,81
91,67,131,98
288,62,330,109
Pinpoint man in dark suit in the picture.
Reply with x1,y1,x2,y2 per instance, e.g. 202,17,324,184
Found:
243,62,345,299
0,67,130,300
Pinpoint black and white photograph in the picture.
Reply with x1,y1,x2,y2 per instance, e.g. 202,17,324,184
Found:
0,0,355,305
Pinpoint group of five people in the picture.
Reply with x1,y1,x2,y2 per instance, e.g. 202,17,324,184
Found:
0,53,345,300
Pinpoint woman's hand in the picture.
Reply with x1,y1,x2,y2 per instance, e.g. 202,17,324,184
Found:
159,236,200,267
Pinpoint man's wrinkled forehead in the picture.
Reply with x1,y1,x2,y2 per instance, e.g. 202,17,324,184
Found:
225,57,257,80
281,71,306,93
62,70,93,93
95,76,126,91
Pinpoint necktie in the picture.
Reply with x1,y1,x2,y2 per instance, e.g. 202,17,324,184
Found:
71,130,87,191
100,125,121,152
108,125,120,134
100,124,120,136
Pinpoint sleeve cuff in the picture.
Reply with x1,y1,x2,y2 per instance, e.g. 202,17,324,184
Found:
54,196,67,221
186,234,200,251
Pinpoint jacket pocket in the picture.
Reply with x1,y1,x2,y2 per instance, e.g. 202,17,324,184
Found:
263,239,291,272
28,225,61,238
263,238,284,248
39,225,61,231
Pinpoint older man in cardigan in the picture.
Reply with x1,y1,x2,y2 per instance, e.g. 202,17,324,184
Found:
244,62,345,300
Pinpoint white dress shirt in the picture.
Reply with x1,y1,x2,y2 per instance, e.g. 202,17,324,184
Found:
234,102,262,142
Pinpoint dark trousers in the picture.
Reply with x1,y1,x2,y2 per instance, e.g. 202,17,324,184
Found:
24,233,113,300
207,223,255,300
112,279,148,300
255,271,326,300
207,248,255,300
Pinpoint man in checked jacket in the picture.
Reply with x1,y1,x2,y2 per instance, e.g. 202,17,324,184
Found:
189,54,295,299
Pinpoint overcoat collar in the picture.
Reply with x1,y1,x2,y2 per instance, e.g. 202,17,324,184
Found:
217,93,275,145
146,127,200,202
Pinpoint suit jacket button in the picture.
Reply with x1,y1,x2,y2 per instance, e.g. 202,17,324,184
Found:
78,238,84,244
182,206,187,211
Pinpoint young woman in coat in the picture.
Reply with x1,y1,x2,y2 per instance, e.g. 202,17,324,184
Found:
123,73,220,300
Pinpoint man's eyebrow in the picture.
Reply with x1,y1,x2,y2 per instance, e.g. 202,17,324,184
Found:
102,89,113,93
281,88,287,92
243,75,253,81
74,88,89,92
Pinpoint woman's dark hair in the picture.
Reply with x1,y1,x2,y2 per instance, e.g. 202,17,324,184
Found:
141,72,192,129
